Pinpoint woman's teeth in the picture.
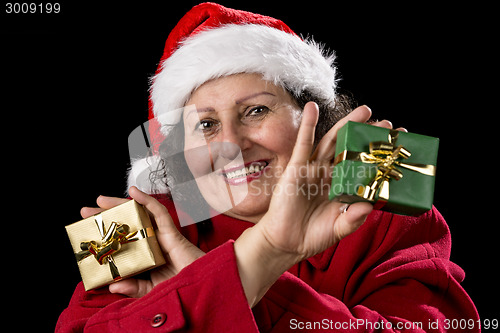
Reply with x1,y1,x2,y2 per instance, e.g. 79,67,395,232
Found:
225,164,266,179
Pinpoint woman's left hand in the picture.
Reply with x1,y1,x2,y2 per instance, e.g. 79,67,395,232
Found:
257,103,388,260
234,102,393,307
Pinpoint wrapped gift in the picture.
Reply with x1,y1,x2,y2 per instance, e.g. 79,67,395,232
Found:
66,200,166,291
329,121,438,216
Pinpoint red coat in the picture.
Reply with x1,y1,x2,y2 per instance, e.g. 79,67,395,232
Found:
56,196,479,332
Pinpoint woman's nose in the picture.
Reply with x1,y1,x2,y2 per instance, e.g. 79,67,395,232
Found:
209,121,251,168
217,122,251,157
216,141,241,161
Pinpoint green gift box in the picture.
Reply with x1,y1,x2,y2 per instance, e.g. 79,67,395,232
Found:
329,121,439,216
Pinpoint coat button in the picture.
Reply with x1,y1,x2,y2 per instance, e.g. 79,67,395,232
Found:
150,313,167,327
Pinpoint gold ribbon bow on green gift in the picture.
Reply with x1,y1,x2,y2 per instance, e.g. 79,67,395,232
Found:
334,130,436,208
75,215,154,281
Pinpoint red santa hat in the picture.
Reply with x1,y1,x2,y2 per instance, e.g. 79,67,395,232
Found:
128,2,338,193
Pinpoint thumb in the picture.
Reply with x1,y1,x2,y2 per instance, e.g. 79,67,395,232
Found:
289,102,319,165
109,278,153,298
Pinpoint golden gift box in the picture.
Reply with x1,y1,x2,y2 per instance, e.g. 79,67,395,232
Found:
65,200,166,291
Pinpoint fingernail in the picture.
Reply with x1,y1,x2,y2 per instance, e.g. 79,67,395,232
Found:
340,204,350,213
383,119,393,128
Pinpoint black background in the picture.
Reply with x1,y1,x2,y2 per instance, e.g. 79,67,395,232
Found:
2,1,497,331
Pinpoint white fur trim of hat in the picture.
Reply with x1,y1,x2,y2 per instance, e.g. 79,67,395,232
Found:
151,23,337,135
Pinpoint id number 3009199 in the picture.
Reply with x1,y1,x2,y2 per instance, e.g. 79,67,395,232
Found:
5,3,60,14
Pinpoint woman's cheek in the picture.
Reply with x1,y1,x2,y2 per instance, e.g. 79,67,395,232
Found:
259,118,299,156
184,141,214,178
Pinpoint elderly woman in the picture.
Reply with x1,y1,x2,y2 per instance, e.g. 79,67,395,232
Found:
57,3,478,332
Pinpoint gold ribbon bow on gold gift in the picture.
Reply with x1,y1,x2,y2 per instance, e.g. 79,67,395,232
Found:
334,130,436,208
75,215,154,281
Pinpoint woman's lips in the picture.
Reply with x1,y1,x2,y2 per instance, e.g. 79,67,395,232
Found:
221,160,269,185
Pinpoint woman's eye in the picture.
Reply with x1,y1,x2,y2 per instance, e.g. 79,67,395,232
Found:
195,119,217,132
247,106,269,116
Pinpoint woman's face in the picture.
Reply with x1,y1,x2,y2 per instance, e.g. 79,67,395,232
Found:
183,73,302,223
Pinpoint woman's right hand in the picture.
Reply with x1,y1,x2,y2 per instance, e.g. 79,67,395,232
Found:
81,186,205,298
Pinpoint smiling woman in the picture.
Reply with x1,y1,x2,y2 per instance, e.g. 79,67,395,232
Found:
182,74,303,222
57,3,479,332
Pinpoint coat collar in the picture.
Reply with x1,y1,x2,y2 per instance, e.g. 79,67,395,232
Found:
155,195,337,271
205,211,336,271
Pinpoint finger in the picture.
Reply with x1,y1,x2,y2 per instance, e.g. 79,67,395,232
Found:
80,207,104,218
338,105,373,127
96,195,129,210
289,102,319,164
128,186,181,238
109,278,153,298
312,105,372,162
333,202,372,241
369,119,392,129
369,121,407,132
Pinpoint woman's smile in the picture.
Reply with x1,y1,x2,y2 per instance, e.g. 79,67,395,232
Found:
221,160,270,185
